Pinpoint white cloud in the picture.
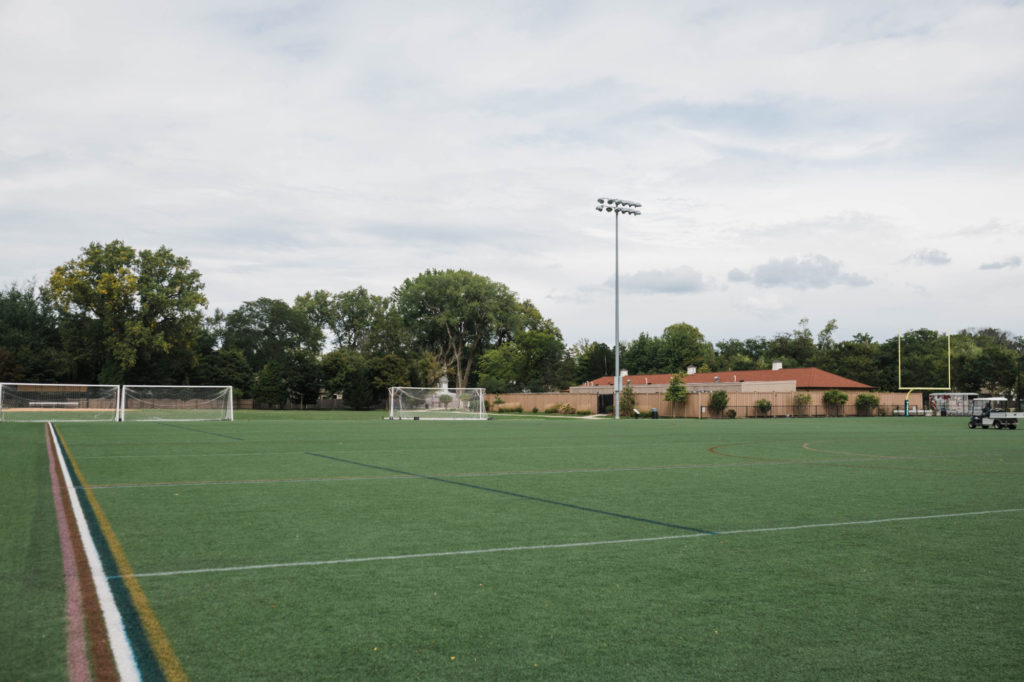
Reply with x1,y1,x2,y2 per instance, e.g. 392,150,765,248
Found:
979,256,1021,270
730,256,872,290
2,0,1023,345
904,249,952,266
612,266,711,294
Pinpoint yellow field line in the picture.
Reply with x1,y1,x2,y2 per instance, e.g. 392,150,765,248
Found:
56,428,189,682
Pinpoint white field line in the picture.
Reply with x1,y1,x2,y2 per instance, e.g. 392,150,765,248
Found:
121,507,1023,580
89,449,1015,490
49,424,142,682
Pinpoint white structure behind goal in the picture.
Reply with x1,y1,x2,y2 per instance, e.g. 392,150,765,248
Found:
120,385,234,422
388,384,487,420
0,383,121,422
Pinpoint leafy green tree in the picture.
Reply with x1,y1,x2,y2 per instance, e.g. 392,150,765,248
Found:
322,348,378,409
819,334,883,388
0,282,68,382
477,329,572,393
48,241,207,384
223,298,319,372
571,340,614,385
713,338,762,371
329,286,402,353
192,349,253,397
755,398,772,416
393,269,527,388
0,348,24,381
708,390,729,415
292,290,336,351
253,360,288,407
283,349,323,406
951,328,1020,396
664,373,689,417
620,383,637,415
368,354,411,393
477,344,521,394
623,332,662,374
766,318,816,369
887,329,949,390
656,323,712,373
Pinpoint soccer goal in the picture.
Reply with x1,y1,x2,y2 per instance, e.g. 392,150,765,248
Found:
0,383,121,422
120,385,234,422
388,386,487,420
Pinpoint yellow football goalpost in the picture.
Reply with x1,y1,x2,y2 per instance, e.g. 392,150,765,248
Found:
897,330,951,416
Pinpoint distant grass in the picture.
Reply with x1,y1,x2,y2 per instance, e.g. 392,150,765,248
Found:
7,415,1023,679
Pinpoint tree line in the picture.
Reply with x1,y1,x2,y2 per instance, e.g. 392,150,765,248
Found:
1,241,1021,407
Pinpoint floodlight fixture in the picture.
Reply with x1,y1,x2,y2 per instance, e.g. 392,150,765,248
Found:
595,196,642,420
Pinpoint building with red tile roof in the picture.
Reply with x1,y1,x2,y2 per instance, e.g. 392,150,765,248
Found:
579,367,874,391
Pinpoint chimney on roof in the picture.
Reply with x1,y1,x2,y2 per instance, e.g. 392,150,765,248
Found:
687,365,697,375
620,369,628,377
772,361,783,371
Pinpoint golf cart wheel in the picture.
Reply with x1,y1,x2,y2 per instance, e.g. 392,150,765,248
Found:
969,421,976,429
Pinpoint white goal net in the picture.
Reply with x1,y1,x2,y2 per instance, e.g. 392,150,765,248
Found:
120,385,234,422
388,386,487,420
0,383,121,422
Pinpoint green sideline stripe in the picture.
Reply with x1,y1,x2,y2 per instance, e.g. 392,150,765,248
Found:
54,427,186,681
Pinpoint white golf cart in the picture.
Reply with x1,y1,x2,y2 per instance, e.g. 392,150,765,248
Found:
967,397,1022,430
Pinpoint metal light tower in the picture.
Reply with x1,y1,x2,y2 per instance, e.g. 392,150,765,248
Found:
596,197,641,419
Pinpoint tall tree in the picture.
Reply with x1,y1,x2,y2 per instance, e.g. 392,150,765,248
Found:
623,332,662,374
222,298,318,372
656,322,713,373
0,282,67,382
393,269,526,388
329,286,407,355
664,372,689,417
571,340,614,384
48,241,207,383
478,329,571,393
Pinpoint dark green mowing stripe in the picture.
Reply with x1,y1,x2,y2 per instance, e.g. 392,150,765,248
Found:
157,421,247,440
305,451,717,535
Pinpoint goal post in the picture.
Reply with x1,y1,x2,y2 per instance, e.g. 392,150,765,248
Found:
897,330,951,416
0,383,120,422
388,386,487,420
120,385,234,422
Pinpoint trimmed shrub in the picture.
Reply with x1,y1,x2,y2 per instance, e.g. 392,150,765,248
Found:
755,399,772,417
709,390,729,416
855,392,880,416
823,389,849,417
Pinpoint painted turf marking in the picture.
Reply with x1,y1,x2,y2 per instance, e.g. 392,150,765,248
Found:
306,450,716,534
54,426,190,681
49,424,142,682
86,448,1016,490
118,507,1023,580
45,426,90,682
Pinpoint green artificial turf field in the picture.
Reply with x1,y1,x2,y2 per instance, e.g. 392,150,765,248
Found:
3,413,1022,680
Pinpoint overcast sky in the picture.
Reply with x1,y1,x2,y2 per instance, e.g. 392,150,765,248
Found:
2,0,1022,349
